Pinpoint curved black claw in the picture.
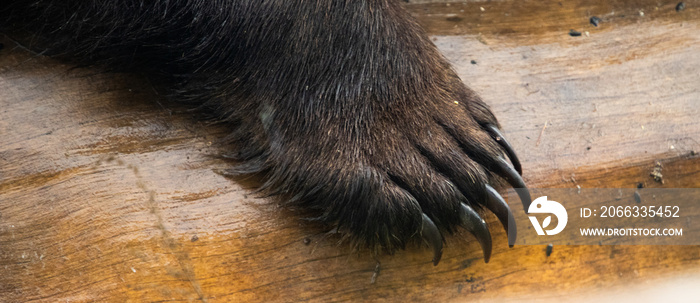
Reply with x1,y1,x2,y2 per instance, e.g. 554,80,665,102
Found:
459,203,492,263
494,157,532,213
485,124,522,175
485,184,517,247
421,214,443,266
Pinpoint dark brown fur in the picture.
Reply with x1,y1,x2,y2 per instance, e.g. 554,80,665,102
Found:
1,0,521,260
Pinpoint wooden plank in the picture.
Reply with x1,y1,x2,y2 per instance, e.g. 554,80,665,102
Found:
1,1,699,301
406,0,700,187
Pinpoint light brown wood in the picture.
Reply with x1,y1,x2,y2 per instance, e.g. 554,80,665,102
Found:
1,1,699,301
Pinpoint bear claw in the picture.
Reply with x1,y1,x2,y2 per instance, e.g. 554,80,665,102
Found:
484,184,517,247
459,203,493,263
494,157,532,213
485,124,522,175
421,213,444,266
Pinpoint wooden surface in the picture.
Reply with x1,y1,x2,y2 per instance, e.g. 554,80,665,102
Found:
1,0,700,302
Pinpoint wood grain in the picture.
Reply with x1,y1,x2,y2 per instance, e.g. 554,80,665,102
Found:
1,1,699,302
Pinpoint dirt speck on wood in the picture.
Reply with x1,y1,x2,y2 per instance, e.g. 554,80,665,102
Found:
676,2,686,12
650,161,664,184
